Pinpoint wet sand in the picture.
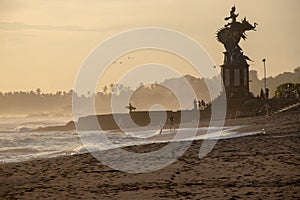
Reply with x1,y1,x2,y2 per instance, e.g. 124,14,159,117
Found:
0,111,299,199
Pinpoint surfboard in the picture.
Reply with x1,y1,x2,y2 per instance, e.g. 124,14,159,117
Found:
125,106,136,110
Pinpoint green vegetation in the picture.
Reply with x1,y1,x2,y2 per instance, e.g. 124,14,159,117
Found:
274,83,300,98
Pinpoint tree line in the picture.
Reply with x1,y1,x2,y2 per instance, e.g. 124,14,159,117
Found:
1,67,299,115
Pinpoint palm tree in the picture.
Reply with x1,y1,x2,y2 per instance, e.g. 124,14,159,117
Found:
36,88,41,96
103,85,108,94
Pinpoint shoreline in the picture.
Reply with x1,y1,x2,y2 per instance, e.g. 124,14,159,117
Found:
0,124,257,166
0,111,299,199
1,111,298,165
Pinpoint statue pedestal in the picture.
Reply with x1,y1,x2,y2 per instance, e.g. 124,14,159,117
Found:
221,62,250,99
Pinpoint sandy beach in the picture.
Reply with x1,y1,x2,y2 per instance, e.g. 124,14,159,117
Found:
0,111,299,199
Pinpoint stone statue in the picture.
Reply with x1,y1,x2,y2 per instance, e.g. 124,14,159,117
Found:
224,6,239,27
217,6,257,65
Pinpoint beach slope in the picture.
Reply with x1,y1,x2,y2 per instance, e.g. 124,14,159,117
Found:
0,111,299,199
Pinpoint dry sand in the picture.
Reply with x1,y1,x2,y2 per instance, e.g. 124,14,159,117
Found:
0,111,299,199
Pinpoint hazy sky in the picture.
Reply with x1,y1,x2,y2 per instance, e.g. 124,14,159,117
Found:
0,0,299,92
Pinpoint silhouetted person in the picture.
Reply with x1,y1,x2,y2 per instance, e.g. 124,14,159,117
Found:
159,122,163,135
193,99,198,110
260,88,265,99
126,103,136,113
265,88,269,99
198,100,201,110
201,99,206,110
169,114,175,131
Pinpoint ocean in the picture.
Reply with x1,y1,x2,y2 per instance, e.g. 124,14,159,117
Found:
0,116,260,164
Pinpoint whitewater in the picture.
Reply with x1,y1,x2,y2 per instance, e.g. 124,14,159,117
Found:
0,116,260,164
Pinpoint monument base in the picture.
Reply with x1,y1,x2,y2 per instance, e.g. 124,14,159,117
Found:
221,63,251,99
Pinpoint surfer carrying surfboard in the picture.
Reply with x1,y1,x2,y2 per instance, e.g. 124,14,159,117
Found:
169,114,175,131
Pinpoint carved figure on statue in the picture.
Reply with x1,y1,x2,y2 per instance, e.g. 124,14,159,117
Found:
217,6,257,65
